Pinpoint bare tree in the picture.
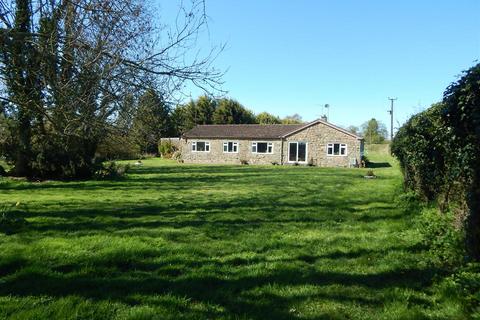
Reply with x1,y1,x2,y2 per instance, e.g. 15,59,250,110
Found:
0,0,223,177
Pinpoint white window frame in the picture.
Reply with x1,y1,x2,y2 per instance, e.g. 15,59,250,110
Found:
327,143,347,156
223,141,239,153
288,141,308,163
192,141,210,152
252,142,273,154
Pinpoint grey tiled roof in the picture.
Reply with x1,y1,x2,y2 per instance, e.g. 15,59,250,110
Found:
183,124,305,139
182,119,364,140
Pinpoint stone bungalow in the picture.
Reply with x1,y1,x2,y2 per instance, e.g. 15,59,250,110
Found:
180,119,364,167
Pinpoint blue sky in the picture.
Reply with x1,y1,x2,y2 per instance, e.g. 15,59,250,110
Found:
157,1,479,130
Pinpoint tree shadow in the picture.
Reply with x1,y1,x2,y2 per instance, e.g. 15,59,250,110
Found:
0,161,435,318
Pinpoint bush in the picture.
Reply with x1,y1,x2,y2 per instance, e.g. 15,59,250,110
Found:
158,140,177,158
94,162,130,180
96,133,141,160
391,63,480,259
417,207,465,269
0,165,6,176
240,159,248,165
391,103,446,200
172,150,182,161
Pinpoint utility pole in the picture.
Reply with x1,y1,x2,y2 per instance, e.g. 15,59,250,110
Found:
388,98,397,141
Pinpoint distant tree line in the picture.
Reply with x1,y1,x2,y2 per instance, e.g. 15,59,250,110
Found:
171,95,303,135
391,63,480,261
96,94,305,160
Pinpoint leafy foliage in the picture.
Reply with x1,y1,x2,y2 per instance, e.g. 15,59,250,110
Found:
158,140,178,158
281,113,304,124
0,0,222,179
94,162,130,180
213,98,256,124
362,118,388,144
131,89,172,154
391,63,480,260
391,103,446,201
256,112,281,124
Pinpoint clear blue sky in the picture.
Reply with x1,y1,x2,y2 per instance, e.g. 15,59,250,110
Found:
157,1,480,130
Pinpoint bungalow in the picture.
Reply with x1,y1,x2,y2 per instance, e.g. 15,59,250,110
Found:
180,118,364,167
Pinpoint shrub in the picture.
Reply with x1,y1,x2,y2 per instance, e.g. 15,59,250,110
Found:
94,162,130,179
452,263,480,316
240,159,248,165
391,63,480,260
391,103,446,200
417,207,465,269
96,133,140,160
158,140,177,158
365,170,375,177
0,165,6,176
172,150,182,161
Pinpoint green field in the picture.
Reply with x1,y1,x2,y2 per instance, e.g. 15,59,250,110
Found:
0,151,462,319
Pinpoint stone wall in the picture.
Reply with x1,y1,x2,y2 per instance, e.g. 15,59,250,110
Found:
180,122,363,167
181,139,282,165
283,123,362,167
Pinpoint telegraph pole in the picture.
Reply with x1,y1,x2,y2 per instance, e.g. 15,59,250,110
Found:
388,98,397,141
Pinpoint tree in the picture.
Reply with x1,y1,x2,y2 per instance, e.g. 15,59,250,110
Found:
213,99,255,124
346,125,359,135
170,95,216,135
282,114,303,124
195,95,217,125
131,89,172,154
0,0,223,178
256,112,281,124
361,118,388,144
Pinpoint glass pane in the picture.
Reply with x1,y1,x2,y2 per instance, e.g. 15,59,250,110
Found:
257,143,268,153
223,143,228,152
197,142,205,151
298,142,306,162
340,145,346,155
289,143,297,162
334,144,340,155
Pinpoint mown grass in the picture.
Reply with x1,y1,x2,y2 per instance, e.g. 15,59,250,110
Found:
0,150,464,319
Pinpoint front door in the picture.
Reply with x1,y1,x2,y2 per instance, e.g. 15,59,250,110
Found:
288,142,307,163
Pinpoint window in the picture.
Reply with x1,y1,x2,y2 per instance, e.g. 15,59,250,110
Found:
252,142,273,154
223,141,238,153
289,142,307,162
327,143,347,156
192,141,210,152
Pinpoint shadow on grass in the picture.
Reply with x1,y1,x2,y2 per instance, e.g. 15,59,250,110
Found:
0,160,430,319
367,162,392,168
0,257,437,320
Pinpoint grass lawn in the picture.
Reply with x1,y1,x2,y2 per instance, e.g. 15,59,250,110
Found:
0,150,463,319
